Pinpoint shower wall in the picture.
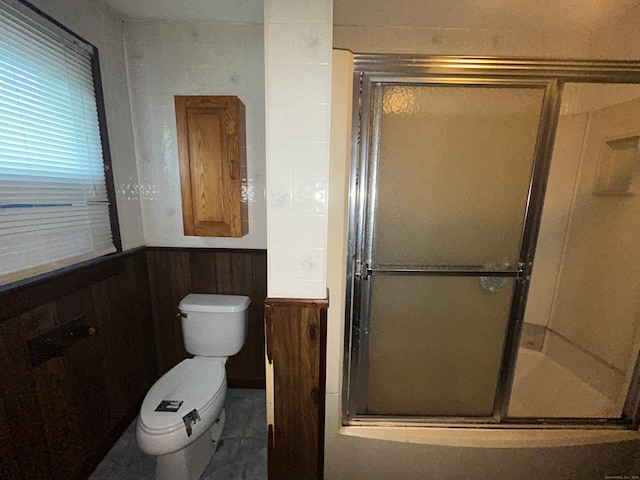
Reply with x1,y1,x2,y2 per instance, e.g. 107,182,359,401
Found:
517,112,586,350
523,113,586,328
532,91,640,409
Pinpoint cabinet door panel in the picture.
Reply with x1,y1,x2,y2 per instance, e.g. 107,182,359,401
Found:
175,96,247,237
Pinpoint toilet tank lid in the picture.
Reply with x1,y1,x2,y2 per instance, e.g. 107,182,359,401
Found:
179,294,251,313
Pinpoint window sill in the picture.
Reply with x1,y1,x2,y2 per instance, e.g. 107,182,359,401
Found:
0,247,144,323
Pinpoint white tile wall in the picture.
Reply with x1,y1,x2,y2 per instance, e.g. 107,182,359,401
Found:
124,20,267,249
30,0,145,251
265,0,332,299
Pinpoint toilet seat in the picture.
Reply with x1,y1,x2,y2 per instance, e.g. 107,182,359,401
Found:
137,357,226,456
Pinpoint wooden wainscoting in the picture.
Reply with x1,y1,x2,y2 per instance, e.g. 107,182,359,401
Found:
266,295,329,480
0,249,156,480
0,247,266,480
146,247,267,388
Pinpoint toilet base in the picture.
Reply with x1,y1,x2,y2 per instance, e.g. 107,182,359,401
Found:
155,409,226,480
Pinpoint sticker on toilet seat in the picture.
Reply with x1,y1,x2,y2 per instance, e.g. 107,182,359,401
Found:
155,400,183,412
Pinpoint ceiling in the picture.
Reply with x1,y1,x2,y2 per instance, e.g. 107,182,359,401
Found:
103,0,640,31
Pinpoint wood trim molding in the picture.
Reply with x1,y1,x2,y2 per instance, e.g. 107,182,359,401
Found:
265,293,329,480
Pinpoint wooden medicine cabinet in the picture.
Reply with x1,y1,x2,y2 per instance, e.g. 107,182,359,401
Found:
175,95,248,237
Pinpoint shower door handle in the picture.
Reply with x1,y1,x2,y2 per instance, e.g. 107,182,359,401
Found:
515,262,533,283
354,261,370,280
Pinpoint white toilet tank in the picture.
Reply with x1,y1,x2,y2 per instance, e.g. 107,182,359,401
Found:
178,294,250,357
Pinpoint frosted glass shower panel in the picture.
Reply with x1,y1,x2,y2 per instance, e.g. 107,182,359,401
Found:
372,85,545,268
363,275,514,417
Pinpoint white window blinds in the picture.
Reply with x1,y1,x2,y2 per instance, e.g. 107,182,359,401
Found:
0,0,117,285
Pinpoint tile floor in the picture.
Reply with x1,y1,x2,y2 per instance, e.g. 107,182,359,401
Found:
89,389,267,480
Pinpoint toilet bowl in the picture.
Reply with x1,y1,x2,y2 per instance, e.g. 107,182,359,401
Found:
136,294,250,480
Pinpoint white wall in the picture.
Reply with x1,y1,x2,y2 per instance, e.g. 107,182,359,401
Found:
325,49,352,398
589,3,640,60
334,26,592,58
29,1,269,251
124,20,266,248
264,0,333,299
29,0,144,250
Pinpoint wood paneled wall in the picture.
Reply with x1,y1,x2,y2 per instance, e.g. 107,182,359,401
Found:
0,250,156,480
0,247,266,480
266,296,328,480
146,248,267,388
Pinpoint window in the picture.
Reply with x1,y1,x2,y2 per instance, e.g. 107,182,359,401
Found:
0,0,119,286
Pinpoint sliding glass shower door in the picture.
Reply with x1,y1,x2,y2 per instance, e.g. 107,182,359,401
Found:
350,82,548,419
344,57,640,429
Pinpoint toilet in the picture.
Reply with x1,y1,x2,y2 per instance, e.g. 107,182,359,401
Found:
136,293,251,480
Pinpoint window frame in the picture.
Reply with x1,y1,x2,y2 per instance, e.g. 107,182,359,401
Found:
0,0,121,289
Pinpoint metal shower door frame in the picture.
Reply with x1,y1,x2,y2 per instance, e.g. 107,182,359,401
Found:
342,55,640,429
